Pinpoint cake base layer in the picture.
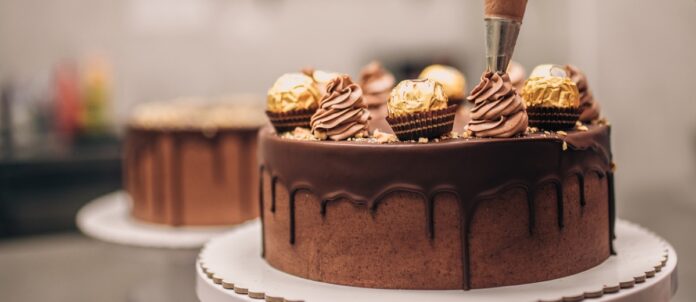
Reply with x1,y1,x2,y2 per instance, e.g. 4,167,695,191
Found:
258,125,615,289
197,220,675,302
124,127,259,226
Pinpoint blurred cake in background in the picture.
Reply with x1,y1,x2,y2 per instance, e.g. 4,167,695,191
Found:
124,98,265,226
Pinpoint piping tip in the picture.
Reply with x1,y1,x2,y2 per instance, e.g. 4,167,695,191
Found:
485,17,522,74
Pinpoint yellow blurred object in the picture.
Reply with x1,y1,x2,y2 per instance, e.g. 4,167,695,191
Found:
81,56,112,135
387,79,448,116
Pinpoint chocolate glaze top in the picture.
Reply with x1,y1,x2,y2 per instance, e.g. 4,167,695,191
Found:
260,124,611,206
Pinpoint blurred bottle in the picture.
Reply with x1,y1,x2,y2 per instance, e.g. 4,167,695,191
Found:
80,57,112,136
1,81,13,155
53,61,82,142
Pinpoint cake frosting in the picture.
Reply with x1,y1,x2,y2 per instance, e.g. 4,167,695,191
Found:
310,75,370,141
565,64,601,122
467,72,528,138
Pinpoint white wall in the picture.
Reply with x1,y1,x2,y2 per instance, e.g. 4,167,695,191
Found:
1,0,695,204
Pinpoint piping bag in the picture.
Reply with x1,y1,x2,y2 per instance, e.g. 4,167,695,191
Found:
484,0,528,73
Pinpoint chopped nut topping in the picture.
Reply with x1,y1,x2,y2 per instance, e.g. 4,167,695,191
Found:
373,129,398,143
280,127,318,141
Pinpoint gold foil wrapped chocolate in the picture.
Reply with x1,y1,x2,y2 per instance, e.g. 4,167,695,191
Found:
302,68,340,96
387,79,448,117
266,73,321,113
418,64,467,100
521,65,580,108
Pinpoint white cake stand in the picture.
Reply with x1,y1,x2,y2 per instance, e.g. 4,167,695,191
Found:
76,191,244,249
196,219,678,302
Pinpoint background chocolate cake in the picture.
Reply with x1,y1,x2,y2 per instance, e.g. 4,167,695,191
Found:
124,100,265,226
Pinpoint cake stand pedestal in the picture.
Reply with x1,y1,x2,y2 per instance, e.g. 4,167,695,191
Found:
76,191,242,249
196,219,678,302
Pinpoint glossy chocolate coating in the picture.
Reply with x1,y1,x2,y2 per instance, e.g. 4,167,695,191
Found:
259,124,615,289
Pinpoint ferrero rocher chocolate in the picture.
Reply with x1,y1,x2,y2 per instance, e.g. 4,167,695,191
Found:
387,79,448,117
386,79,456,140
266,73,321,113
521,65,581,131
521,65,580,109
418,65,467,101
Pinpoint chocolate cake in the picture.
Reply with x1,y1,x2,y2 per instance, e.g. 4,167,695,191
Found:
124,101,264,226
258,66,614,290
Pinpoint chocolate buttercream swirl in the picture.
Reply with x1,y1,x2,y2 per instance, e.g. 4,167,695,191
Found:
310,75,370,141
466,72,528,138
360,61,396,108
565,65,600,122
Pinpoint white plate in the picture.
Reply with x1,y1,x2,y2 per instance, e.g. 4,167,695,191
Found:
196,219,677,302
76,191,246,249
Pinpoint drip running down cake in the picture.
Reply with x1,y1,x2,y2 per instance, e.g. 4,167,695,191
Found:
124,100,265,226
259,64,615,289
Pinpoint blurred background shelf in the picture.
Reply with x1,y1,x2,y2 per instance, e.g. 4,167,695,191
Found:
0,135,122,237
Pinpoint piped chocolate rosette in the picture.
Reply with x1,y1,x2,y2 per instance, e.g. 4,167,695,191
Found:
466,71,528,138
310,75,370,141
385,79,457,141
520,64,581,131
565,64,601,122
418,64,467,106
266,73,322,133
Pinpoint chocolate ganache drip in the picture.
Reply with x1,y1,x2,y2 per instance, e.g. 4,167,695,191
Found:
467,72,528,138
360,61,396,108
310,75,370,141
565,65,600,122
